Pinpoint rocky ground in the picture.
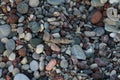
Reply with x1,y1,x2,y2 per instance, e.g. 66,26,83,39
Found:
0,0,120,80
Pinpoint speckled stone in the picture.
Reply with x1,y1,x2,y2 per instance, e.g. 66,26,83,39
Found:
17,2,28,14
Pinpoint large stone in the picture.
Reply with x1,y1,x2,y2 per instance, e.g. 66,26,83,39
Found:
71,45,86,60
0,24,11,39
14,73,30,80
5,39,15,51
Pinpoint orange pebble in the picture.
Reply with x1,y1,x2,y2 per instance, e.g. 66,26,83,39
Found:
46,59,57,71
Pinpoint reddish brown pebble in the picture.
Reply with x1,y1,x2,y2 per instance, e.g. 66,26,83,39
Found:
92,73,102,80
18,48,26,57
91,11,102,24
46,59,57,71
6,75,12,80
7,14,19,24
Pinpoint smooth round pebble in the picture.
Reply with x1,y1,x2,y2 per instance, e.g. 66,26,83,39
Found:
21,57,28,64
12,68,20,76
30,60,39,71
21,64,30,70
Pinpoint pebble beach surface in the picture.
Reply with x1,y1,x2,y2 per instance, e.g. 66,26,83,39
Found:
0,0,120,80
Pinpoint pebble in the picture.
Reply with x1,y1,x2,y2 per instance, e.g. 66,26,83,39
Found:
8,65,13,72
91,0,104,7
0,62,6,68
107,7,119,21
0,24,11,39
105,24,119,33
17,27,24,34
52,33,60,38
30,38,42,47
0,41,5,53
21,64,29,70
24,33,32,41
18,16,25,23
109,0,119,4
5,39,15,51
46,59,57,71
7,14,19,24
8,52,16,61
28,21,40,33
30,60,39,71
36,44,44,54
100,0,108,4
94,27,105,36
90,11,102,24
84,31,96,37
17,2,28,14
47,0,65,5
110,70,116,76
1,37,8,43
60,59,68,68
50,43,60,52
33,71,40,79
71,45,86,60
95,58,107,67
12,68,20,76
14,73,30,80
18,48,26,57
90,63,98,69
39,61,44,71
21,57,28,64
0,69,2,77
32,53,40,60
29,0,39,7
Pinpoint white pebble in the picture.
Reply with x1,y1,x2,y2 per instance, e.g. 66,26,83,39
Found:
12,68,20,76
1,37,8,43
30,60,39,71
39,61,44,71
36,44,44,54
21,57,28,64
24,33,32,41
52,33,60,38
8,53,16,61
90,63,98,69
109,0,119,4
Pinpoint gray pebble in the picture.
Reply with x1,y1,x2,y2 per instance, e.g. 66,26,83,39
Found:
17,2,28,14
0,24,11,39
60,60,68,68
94,27,105,36
5,39,15,51
71,45,86,60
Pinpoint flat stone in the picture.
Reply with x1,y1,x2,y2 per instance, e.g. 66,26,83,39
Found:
84,31,96,37
71,45,86,60
14,73,30,80
94,27,105,36
30,38,42,47
21,64,29,70
47,0,65,5
5,39,15,51
0,24,11,39
109,0,119,4
30,60,39,71
29,0,39,7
